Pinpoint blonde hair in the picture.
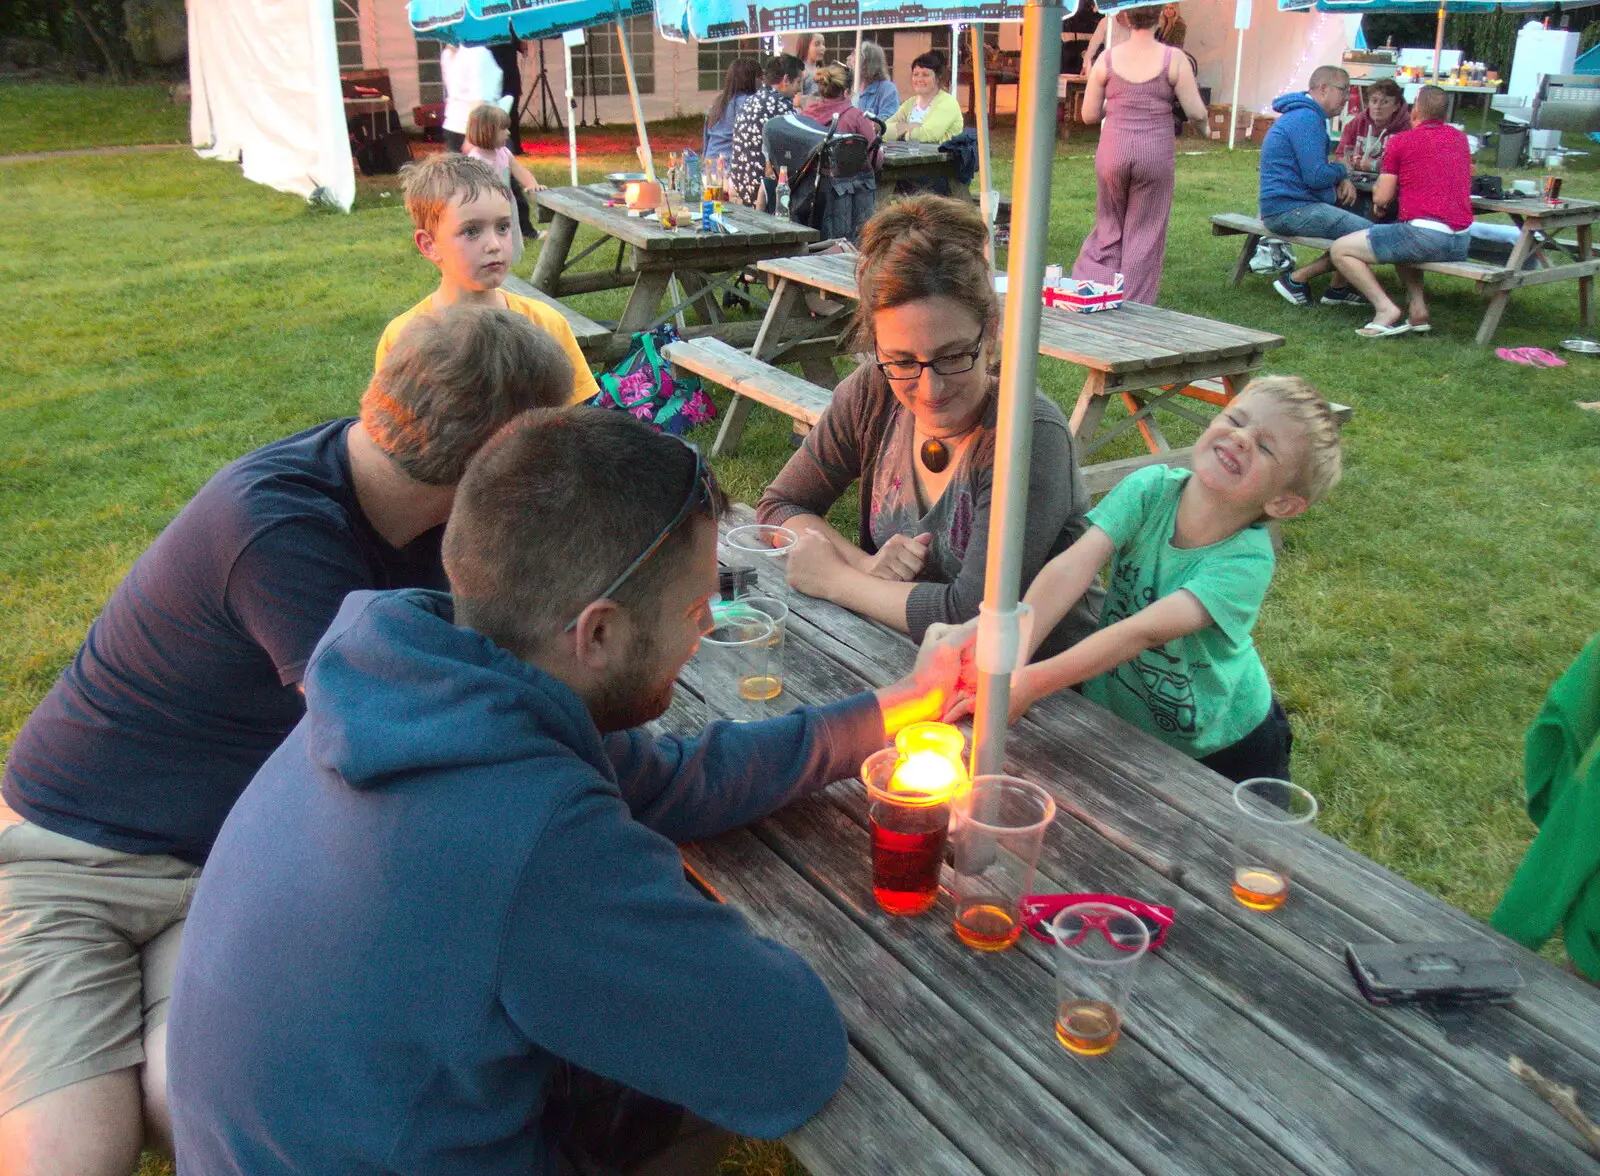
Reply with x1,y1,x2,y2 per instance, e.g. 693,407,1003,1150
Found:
399,152,510,236
853,195,996,352
1236,375,1344,504
465,102,510,149
815,63,851,99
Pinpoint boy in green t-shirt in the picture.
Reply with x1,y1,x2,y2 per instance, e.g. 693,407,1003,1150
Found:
1011,376,1344,782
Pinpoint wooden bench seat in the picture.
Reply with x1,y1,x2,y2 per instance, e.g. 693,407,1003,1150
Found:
502,275,612,361
1209,213,1512,287
661,337,834,457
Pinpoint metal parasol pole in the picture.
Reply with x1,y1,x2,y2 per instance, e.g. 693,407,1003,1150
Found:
854,27,864,98
970,21,994,259
1229,25,1245,149
615,18,654,180
563,31,580,185
971,0,1063,779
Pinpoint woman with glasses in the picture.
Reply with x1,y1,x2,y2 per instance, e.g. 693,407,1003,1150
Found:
757,196,1101,655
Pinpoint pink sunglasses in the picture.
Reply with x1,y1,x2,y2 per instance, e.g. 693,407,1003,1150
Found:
1020,893,1175,951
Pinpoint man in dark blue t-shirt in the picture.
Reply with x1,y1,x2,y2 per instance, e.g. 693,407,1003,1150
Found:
0,305,573,1176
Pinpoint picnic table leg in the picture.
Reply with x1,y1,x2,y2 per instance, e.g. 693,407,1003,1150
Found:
1121,392,1170,453
1579,224,1594,330
529,214,579,295
1069,371,1111,451
615,269,675,341
676,271,723,326
1227,233,1261,288
1474,226,1538,346
712,278,805,459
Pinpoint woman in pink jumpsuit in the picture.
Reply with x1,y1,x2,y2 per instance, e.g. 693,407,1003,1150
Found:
1071,6,1207,305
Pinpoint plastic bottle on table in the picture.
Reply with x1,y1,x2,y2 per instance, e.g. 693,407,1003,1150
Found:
775,166,791,219
681,149,700,200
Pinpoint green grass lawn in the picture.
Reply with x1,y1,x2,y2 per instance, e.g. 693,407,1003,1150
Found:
3,86,1598,1176
0,80,189,153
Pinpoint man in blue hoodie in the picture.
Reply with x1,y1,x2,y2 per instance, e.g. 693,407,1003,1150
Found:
1259,65,1372,308
0,306,573,1176
166,407,967,1176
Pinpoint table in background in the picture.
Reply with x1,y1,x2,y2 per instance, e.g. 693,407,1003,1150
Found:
959,63,1019,120
734,251,1285,491
1349,76,1501,129
662,505,1600,1176
529,184,817,361
1470,195,1599,343
1058,73,1089,140
876,140,970,208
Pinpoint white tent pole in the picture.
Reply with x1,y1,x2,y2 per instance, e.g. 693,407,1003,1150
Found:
1229,29,1244,149
971,0,1063,779
1432,2,1446,81
563,34,579,185
615,18,654,180
971,21,994,260
854,27,863,98
951,22,961,103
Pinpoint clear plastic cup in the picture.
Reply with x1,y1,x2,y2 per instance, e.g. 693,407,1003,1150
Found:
1230,778,1318,912
695,602,775,723
733,594,788,714
1050,901,1150,1056
862,747,959,917
723,525,797,602
949,776,1056,952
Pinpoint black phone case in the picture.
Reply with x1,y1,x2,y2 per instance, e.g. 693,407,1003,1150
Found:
1346,941,1523,1006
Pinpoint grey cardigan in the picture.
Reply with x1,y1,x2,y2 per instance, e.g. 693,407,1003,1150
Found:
757,362,1101,656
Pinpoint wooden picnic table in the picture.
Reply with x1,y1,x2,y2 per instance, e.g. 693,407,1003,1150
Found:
876,140,970,208
529,183,818,360
659,505,1600,1176
1335,187,1600,344
718,250,1286,492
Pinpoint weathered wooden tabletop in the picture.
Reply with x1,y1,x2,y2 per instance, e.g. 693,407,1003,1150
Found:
748,251,1285,480
528,183,817,357
656,506,1600,1176
876,140,970,206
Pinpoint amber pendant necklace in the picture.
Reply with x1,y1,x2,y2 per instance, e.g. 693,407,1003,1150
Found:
919,437,951,473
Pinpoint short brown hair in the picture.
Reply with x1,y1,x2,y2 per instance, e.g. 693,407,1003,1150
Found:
1124,5,1162,30
1412,84,1449,122
399,152,510,236
852,195,996,352
443,409,728,658
465,102,509,150
361,305,574,485
1236,375,1344,505
1367,77,1405,105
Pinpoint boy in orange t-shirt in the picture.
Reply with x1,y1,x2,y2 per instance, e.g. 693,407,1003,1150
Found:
376,153,598,402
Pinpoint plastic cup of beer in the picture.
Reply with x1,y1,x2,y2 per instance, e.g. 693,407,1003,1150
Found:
1050,902,1150,1056
734,594,788,712
949,776,1056,952
723,525,798,602
1230,778,1318,912
862,746,960,917
695,602,775,723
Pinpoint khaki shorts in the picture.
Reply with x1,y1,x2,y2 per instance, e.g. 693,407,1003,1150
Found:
0,805,199,1117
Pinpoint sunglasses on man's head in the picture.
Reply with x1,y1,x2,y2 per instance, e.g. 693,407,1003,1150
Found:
1020,893,1175,951
561,439,719,633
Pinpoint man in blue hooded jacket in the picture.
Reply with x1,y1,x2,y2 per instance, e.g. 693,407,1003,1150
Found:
1258,65,1372,308
166,407,968,1176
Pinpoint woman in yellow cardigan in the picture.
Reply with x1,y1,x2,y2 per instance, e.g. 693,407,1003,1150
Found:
884,50,965,143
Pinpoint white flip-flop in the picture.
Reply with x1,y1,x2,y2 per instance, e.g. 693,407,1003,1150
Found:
1357,320,1412,338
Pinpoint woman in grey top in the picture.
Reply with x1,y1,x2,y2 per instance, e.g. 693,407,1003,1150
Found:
757,196,1101,656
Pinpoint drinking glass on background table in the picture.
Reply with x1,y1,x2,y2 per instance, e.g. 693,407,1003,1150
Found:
733,594,788,711
1050,902,1150,1056
862,746,960,916
1230,778,1318,912
723,525,797,602
949,776,1056,952
695,603,775,723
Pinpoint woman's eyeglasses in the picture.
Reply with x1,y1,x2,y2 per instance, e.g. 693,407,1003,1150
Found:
875,326,985,383
562,440,719,633
1020,893,1174,951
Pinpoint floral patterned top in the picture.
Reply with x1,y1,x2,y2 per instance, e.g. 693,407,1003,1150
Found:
728,85,795,206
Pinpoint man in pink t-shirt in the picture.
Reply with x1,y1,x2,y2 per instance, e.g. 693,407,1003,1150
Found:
1329,86,1474,338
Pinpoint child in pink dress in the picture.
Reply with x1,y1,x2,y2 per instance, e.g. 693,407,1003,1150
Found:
464,102,546,264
